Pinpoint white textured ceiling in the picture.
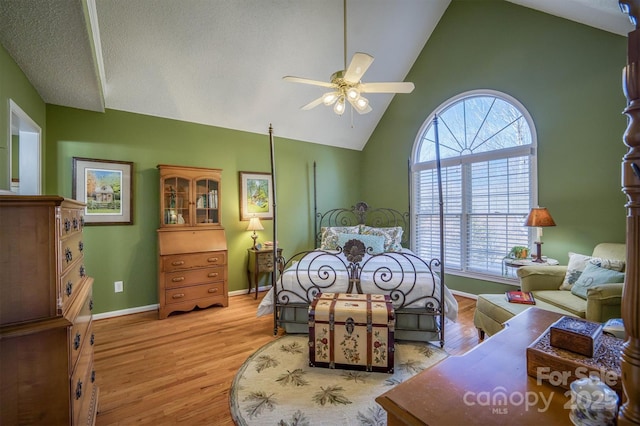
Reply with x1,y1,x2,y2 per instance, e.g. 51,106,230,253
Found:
0,0,635,151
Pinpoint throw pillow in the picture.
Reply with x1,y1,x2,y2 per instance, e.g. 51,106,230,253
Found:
337,233,385,255
320,226,360,250
570,262,625,300
559,252,625,290
360,226,403,252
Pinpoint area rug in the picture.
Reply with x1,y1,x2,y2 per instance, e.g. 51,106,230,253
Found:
229,335,448,425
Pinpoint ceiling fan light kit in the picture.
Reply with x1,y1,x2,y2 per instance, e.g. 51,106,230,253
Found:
283,0,414,116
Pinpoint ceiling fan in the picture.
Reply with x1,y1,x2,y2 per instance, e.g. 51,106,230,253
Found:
283,0,415,116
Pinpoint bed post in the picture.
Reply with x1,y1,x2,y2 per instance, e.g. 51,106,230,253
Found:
407,157,411,248
619,2,640,424
314,161,318,245
269,124,279,336
434,114,446,348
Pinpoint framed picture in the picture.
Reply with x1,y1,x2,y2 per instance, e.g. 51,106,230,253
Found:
72,157,134,225
239,171,273,220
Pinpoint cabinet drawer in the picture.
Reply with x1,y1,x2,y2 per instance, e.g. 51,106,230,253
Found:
72,354,96,426
257,253,277,271
165,282,225,304
60,263,87,308
165,266,225,289
69,302,93,371
60,231,84,275
59,207,83,238
162,251,226,272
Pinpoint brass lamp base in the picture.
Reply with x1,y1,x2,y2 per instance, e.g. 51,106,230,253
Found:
251,232,258,249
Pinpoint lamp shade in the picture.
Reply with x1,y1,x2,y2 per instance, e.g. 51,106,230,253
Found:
247,217,264,232
524,207,556,227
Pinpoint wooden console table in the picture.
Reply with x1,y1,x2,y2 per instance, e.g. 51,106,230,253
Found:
376,308,573,425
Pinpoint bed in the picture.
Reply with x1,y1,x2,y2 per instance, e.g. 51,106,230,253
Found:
256,201,458,345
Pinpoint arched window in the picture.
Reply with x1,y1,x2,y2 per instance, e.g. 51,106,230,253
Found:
412,90,537,279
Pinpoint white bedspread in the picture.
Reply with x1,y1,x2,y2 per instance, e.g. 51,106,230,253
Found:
256,248,458,321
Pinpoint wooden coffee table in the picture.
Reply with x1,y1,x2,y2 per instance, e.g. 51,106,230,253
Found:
376,308,572,425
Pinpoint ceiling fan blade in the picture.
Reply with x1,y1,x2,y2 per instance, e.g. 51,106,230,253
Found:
359,82,415,93
283,76,335,88
347,98,372,114
343,52,374,83
301,96,325,110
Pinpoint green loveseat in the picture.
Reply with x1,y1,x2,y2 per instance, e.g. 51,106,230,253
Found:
473,243,625,338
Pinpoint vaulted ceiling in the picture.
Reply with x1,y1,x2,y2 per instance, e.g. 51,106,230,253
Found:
0,0,634,150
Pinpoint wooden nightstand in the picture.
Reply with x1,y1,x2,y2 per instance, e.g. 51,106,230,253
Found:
247,247,282,299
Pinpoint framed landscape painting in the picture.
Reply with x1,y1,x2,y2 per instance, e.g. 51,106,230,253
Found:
239,171,273,220
72,157,134,225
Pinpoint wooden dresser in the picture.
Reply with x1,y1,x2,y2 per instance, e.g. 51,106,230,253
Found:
157,165,228,319
0,195,98,425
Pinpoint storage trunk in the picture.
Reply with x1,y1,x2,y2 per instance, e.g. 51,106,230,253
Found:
308,292,395,373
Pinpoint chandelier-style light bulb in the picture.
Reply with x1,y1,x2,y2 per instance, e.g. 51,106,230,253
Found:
346,87,360,100
355,96,369,111
334,96,346,115
322,92,339,106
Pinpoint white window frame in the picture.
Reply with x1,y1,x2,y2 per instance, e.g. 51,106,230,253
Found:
411,89,538,283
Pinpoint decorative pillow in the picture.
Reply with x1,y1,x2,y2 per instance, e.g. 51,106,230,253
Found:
570,263,625,300
337,233,385,255
320,226,360,250
360,226,403,252
559,252,625,290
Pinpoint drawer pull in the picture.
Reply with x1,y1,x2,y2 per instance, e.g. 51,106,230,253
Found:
171,260,185,266
172,276,185,282
207,257,219,263
90,298,94,311
208,272,218,278
65,247,73,263
208,288,218,293
91,370,96,383
75,380,83,400
90,333,95,345
79,241,84,252
74,332,81,350
172,293,185,299
73,217,79,230
64,218,71,232
80,265,86,277
66,281,73,296
80,216,85,228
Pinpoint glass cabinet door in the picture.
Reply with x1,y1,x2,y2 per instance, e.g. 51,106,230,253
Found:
162,176,190,225
195,178,220,225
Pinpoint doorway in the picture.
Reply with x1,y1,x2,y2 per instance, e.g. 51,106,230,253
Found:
8,99,41,195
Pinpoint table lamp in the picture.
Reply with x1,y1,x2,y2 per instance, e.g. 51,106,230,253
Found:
524,207,556,262
247,217,264,249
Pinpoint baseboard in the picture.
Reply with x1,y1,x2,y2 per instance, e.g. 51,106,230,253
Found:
93,287,271,320
450,289,478,300
93,304,159,320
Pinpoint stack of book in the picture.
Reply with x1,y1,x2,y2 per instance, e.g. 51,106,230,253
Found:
505,290,535,305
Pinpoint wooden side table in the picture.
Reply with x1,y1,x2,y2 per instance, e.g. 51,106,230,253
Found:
247,247,282,299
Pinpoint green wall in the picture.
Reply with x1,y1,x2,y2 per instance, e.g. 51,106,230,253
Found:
0,44,46,189
362,0,628,294
44,106,360,314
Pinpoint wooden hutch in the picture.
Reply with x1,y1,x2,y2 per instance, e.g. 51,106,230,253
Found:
156,165,228,319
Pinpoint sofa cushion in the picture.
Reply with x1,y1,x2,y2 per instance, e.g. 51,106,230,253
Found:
570,263,625,300
559,252,625,290
532,290,587,318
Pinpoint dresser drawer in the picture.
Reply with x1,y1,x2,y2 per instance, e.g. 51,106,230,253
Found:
69,309,93,371
257,252,277,271
59,207,84,238
60,263,87,308
60,231,84,275
162,251,226,272
165,282,225,304
165,266,225,289
71,348,95,426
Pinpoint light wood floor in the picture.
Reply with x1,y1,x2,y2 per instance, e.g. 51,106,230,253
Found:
93,293,478,425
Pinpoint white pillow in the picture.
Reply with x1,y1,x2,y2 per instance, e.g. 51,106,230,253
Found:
319,226,360,250
559,252,625,290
